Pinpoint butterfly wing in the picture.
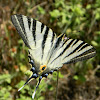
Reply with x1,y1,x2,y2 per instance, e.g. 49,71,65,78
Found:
11,14,57,70
46,36,96,71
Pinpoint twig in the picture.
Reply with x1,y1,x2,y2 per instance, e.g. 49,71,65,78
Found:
88,13,96,34
62,14,74,35
55,70,59,100
28,1,47,13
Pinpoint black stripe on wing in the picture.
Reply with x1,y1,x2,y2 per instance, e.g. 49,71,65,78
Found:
71,39,79,46
59,39,75,57
50,39,75,63
65,41,85,57
61,38,70,47
27,16,31,29
32,19,36,46
51,31,56,47
17,15,28,38
16,15,28,39
41,23,44,33
63,39,75,50
64,47,96,64
42,26,49,58
78,43,89,51
11,15,30,48
54,33,64,49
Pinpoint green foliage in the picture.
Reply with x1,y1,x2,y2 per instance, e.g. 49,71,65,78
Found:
50,9,61,18
52,71,64,81
37,6,45,15
73,75,86,82
16,80,30,93
15,78,47,100
0,86,12,100
0,73,11,84
0,0,99,100
0,73,13,100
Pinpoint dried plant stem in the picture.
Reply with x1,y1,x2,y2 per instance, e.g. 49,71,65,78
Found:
55,70,59,100
28,1,47,13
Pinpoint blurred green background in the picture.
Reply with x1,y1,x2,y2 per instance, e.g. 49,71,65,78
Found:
0,0,100,100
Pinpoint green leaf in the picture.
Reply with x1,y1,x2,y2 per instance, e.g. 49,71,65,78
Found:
73,75,86,82
37,6,45,14
4,92,10,99
95,31,100,35
25,70,32,76
38,96,45,100
16,80,25,89
20,64,27,72
0,74,11,84
18,39,23,44
91,41,98,46
73,75,79,80
59,72,64,78
86,4,91,9
20,53,25,59
79,75,86,82
95,12,100,20
50,9,61,18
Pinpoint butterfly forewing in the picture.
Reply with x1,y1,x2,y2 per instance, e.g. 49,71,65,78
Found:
11,14,57,67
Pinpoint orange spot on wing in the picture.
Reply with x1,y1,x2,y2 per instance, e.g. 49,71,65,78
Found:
40,65,46,71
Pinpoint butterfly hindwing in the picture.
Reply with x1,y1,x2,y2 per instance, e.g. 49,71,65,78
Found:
47,38,96,71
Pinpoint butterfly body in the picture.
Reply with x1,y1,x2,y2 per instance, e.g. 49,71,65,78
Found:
11,14,96,99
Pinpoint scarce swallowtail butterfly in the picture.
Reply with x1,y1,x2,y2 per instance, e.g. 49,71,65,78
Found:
11,14,96,99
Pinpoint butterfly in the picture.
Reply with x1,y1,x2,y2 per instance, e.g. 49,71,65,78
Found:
11,14,96,99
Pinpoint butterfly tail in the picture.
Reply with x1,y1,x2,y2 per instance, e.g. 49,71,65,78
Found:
18,75,33,91
32,76,42,99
